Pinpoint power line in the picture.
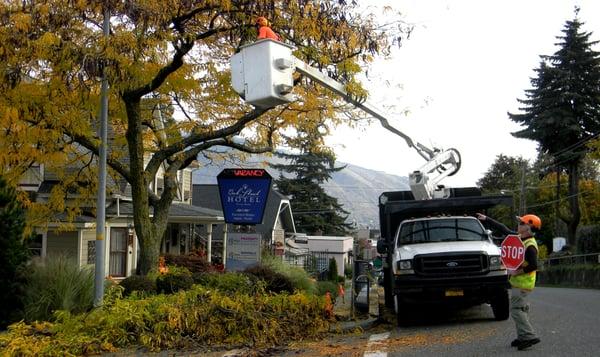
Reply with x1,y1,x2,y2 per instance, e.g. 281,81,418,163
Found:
548,132,600,159
526,189,594,209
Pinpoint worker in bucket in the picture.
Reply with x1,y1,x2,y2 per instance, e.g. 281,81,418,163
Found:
256,16,280,41
477,213,541,350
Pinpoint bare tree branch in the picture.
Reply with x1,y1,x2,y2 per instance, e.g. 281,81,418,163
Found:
145,106,268,179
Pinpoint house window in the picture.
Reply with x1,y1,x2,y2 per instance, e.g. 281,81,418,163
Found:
109,228,128,277
87,241,96,264
28,234,43,256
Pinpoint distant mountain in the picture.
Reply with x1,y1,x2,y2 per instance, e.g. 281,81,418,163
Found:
192,152,409,227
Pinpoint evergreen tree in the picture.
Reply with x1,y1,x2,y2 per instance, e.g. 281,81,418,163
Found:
272,144,352,236
0,176,30,327
508,13,600,247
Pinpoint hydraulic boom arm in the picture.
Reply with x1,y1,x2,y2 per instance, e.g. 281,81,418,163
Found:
230,39,461,200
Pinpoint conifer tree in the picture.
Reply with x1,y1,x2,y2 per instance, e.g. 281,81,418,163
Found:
272,136,352,236
509,12,600,246
0,176,30,327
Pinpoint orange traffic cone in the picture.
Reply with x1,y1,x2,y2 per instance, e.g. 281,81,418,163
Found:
324,291,334,320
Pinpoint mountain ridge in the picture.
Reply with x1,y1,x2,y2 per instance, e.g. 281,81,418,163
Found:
192,153,409,227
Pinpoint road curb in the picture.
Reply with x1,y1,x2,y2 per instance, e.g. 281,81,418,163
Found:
329,316,380,333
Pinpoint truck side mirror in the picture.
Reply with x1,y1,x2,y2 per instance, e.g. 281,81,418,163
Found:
377,240,388,254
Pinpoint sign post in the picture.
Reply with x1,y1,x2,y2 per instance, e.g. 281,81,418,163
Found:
501,234,525,270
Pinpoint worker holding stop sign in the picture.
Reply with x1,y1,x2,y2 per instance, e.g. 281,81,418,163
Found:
477,213,541,351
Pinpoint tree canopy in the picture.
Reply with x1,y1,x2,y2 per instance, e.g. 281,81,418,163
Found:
0,1,407,274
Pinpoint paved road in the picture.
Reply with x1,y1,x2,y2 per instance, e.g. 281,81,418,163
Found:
285,287,600,357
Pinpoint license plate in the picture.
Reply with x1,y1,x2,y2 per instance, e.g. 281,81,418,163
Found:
445,289,464,297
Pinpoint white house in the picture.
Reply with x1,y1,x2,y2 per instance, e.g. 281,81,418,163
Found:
290,235,353,277
18,161,225,278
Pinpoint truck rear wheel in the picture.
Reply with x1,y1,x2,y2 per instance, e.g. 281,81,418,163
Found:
491,289,509,321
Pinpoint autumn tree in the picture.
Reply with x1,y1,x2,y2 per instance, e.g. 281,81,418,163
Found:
0,1,407,274
508,14,600,247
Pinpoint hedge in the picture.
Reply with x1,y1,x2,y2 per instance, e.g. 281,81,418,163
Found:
537,264,600,289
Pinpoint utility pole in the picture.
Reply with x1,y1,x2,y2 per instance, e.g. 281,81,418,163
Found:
519,162,527,215
94,8,110,307
555,164,561,236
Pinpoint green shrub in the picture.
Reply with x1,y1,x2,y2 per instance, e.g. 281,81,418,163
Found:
193,272,259,295
327,258,338,281
344,264,353,279
120,275,156,296
538,264,600,289
0,286,330,355
316,281,339,300
155,266,193,294
260,255,317,294
162,253,214,274
244,265,294,294
22,254,94,322
0,176,31,328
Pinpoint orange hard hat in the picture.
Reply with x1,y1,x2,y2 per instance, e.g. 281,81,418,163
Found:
256,16,269,27
517,214,542,230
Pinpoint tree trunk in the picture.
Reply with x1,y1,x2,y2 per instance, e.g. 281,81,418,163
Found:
124,97,183,275
125,98,161,275
566,161,581,249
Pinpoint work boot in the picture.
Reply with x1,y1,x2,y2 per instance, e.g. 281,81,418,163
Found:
517,338,540,350
511,339,521,347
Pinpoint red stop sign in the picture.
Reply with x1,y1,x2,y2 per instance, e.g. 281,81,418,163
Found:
501,235,525,270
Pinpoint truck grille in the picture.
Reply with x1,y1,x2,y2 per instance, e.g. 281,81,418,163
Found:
414,252,488,276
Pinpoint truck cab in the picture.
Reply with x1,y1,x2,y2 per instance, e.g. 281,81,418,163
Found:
377,188,512,325
391,216,508,320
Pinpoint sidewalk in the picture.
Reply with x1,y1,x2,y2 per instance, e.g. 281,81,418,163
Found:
330,281,381,333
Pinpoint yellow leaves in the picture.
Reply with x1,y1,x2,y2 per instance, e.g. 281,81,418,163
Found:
37,32,60,48
344,80,369,101
75,0,89,12
12,13,32,32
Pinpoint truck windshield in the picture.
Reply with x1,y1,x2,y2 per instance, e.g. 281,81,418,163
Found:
397,218,486,245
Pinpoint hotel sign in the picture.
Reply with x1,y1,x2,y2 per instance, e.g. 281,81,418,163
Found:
217,169,272,225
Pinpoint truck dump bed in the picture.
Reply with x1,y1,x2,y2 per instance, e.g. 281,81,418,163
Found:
379,187,513,243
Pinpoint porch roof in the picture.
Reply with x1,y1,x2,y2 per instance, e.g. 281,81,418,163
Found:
106,201,224,223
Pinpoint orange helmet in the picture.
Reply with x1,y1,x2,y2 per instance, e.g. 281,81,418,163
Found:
256,16,269,27
517,214,542,230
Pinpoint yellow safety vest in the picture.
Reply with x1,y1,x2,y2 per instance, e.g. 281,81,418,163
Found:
509,237,538,290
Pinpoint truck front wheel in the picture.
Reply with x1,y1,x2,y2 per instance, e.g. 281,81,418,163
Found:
491,289,509,321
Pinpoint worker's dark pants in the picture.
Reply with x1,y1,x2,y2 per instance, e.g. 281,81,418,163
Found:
511,288,538,340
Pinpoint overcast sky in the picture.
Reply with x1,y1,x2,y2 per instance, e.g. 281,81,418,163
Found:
326,0,600,187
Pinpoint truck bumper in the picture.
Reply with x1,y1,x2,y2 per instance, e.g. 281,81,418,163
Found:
394,270,509,305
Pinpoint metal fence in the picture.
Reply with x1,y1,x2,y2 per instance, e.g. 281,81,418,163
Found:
542,253,600,268
284,251,337,280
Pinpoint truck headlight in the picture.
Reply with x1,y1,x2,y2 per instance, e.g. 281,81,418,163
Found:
489,255,505,270
397,259,412,270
